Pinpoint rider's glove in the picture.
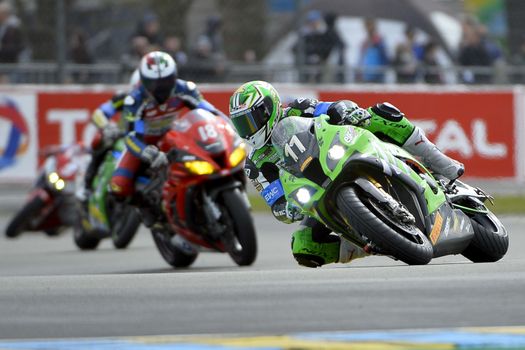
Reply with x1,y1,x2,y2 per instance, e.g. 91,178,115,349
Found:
141,145,168,169
341,107,371,128
102,123,120,142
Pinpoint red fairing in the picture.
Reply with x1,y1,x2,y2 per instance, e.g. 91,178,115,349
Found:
157,109,245,250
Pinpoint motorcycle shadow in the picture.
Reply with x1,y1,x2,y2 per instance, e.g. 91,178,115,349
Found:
116,265,247,274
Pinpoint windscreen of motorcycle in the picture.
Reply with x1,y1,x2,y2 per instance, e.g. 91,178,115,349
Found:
271,116,320,177
174,109,227,155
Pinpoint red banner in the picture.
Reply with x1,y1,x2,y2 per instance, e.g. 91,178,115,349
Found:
38,92,112,158
319,91,515,178
32,88,516,179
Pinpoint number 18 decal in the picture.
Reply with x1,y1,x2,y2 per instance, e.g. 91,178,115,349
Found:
284,135,306,162
198,124,218,141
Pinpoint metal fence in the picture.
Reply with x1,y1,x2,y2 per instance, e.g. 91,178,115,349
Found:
1,62,524,85
1,0,524,86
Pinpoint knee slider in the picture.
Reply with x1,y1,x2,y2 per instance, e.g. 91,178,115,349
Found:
371,102,404,122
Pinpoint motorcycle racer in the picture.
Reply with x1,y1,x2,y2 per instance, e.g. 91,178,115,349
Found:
79,70,140,201
110,51,222,201
229,80,464,268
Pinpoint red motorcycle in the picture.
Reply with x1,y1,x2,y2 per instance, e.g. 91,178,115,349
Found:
137,109,257,268
5,144,88,238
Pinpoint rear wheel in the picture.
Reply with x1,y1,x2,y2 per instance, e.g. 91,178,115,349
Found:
462,213,509,262
5,196,46,238
151,229,199,268
336,186,433,265
219,189,257,266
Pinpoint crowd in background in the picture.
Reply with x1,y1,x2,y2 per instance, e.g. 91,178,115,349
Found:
294,9,512,85
0,0,524,85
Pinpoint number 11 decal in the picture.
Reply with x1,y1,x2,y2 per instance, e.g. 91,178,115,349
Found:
284,135,306,162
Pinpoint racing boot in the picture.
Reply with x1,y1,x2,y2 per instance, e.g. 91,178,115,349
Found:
402,126,464,180
292,226,367,267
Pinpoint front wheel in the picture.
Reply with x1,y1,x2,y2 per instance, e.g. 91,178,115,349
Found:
462,213,509,262
73,204,101,250
151,229,199,268
5,195,46,238
111,204,141,249
336,186,433,265
219,189,257,266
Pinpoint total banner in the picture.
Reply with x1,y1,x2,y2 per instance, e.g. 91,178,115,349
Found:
0,85,522,182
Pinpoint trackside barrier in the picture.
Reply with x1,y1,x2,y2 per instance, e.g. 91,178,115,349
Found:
0,84,523,184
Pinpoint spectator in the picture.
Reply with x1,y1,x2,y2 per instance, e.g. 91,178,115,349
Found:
134,13,163,46
184,15,229,83
163,35,187,66
393,44,418,83
121,35,157,75
458,19,492,84
477,24,504,64
0,1,24,63
186,36,225,83
200,15,225,57
243,49,256,63
393,26,424,83
510,36,525,84
293,10,328,83
322,12,346,83
422,41,442,84
69,28,94,84
358,18,389,83
70,28,93,64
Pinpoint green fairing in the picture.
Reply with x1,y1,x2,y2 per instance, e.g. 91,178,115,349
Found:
278,115,446,231
88,138,125,229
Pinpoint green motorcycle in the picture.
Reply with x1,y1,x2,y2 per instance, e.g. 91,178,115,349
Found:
74,138,141,250
272,115,509,265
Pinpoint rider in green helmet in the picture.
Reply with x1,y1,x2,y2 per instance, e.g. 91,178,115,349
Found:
229,80,464,268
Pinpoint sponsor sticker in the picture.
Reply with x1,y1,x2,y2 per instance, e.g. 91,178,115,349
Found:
261,179,285,206
429,212,443,244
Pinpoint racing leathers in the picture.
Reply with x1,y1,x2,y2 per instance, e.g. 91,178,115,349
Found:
82,92,127,194
109,79,220,198
246,98,464,268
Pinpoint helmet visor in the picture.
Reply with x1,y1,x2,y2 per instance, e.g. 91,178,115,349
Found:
142,75,175,103
231,96,273,138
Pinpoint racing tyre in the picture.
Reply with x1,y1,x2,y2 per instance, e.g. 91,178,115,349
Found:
111,204,141,249
5,196,46,238
220,188,257,266
151,229,199,268
462,212,509,262
73,206,101,250
337,186,433,265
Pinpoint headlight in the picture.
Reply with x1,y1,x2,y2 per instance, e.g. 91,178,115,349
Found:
184,161,214,175
328,145,345,160
48,172,59,184
48,172,66,191
296,187,311,204
55,179,66,191
229,144,246,167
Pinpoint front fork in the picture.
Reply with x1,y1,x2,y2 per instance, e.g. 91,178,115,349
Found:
201,181,245,240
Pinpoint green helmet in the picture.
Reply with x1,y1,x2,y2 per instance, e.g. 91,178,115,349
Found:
229,80,282,149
